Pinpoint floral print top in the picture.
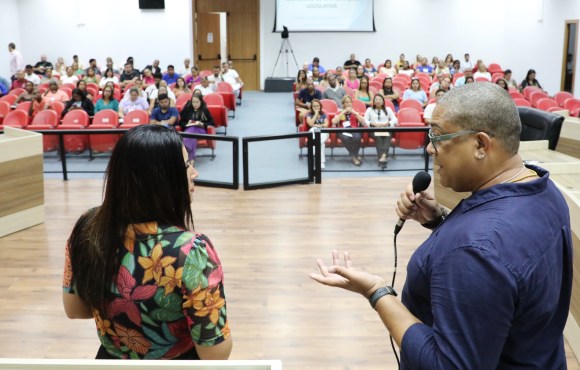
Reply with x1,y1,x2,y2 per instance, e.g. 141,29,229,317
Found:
63,221,230,359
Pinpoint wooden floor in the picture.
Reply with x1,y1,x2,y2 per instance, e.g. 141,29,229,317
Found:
0,178,578,369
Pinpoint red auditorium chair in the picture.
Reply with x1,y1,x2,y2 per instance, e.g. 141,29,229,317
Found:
50,101,65,120
176,93,192,112
554,91,574,107
452,73,464,85
563,98,580,117
391,108,425,157
57,110,90,153
530,91,549,107
475,77,491,82
522,86,541,101
536,98,560,112
0,94,17,105
26,109,59,152
0,109,28,130
120,110,149,128
487,63,503,74
199,70,212,78
204,93,228,133
0,101,10,123
9,88,25,96
59,86,72,99
195,125,217,158
298,116,333,156
87,83,99,93
216,82,236,117
509,91,524,100
400,99,423,113
492,73,504,83
88,109,121,153
15,101,31,113
369,81,383,91
61,83,76,90
513,98,532,107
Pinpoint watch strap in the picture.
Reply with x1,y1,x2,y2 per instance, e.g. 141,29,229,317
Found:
368,286,397,309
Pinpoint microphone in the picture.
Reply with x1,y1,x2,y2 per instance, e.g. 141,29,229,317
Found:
394,171,432,235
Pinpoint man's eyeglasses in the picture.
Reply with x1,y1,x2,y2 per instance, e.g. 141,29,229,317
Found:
427,129,480,153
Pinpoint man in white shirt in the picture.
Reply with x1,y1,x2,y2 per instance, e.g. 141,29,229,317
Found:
221,62,244,96
192,77,215,96
8,43,24,79
24,65,41,85
463,53,474,71
424,89,446,124
179,58,192,76
207,65,223,87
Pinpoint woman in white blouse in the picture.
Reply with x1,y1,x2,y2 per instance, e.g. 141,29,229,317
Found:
99,68,120,88
364,94,398,168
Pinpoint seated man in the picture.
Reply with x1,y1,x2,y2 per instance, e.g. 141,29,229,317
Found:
192,77,215,96
149,93,179,128
308,57,326,74
162,65,180,85
207,65,223,87
40,68,59,85
10,71,28,90
84,58,101,76
415,57,434,76
343,54,361,70
24,65,41,86
221,62,244,97
179,58,192,76
295,78,322,121
119,63,140,88
423,88,446,124
144,59,161,75
144,73,163,97
34,55,53,76
322,73,346,108
43,80,69,103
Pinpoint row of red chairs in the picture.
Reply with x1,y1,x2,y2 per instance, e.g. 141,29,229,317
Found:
510,87,580,116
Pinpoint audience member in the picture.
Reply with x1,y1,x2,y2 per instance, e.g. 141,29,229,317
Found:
435,60,450,76
503,69,518,89
0,79,9,96
332,95,365,166
319,71,332,89
162,65,180,85
145,73,163,97
378,60,397,77
28,89,50,118
411,54,422,69
150,93,179,128
94,85,119,113
186,67,202,87
119,63,140,88
207,65,223,87
173,77,191,98
454,69,473,87
364,94,397,168
99,69,119,88
122,79,147,101
16,81,35,103
424,88,446,124
72,55,84,70
105,57,119,75
306,99,329,169
34,54,53,76
54,57,67,76
192,77,215,96
520,69,543,92
24,65,41,85
474,63,492,81
40,68,58,85
179,94,215,160
395,53,406,70
345,68,360,90
118,88,149,118
354,76,373,107
62,88,94,117
221,61,244,96
309,57,326,73
334,66,345,85
8,42,24,79
43,80,69,103
363,59,377,77
85,59,101,76
398,61,414,77
415,57,434,75
463,53,474,70
295,78,322,121
83,68,100,85
378,77,400,111
296,70,308,91
403,78,428,107
76,80,94,101
465,76,475,84
355,65,366,80
148,85,175,114
322,73,346,107
344,53,361,69
312,67,323,85
180,58,192,76
142,68,156,87
449,60,461,76
444,53,454,68
496,78,509,91
144,59,161,75
302,62,313,78
10,71,28,90
71,62,84,76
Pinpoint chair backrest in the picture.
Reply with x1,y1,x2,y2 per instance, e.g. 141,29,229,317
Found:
452,72,464,84
475,77,490,82
513,98,532,107
62,109,90,127
491,73,504,83
199,70,213,78
9,88,25,96
509,91,524,100
0,100,10,116
518,107,564,150
320,99,339,114
176,93,192,111
59,87,72,98
203,93,224,106
400,99,423,112
352,99,367,115
530,91,549,107
87,83,99,92
123,110,149,125
0,94,17,105
395,73,411,83
488,63,502,74
62,83,76,90
554,91,574,107
523,86,541,100
3,109,28,127
51,100,65,118
15,101,31,113
93,109,119,126
397,108,422,123
216,82,234,93
31,109,58,127
564,98,580,110
383,99,395,113
396,121,427,150
369,81,383,91
536,98,559,112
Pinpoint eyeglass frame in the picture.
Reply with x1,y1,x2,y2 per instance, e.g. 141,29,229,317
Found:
185,159,195,169
427,129,492,153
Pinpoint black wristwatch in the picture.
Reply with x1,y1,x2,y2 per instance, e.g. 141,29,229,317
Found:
421,206,449,230
368,286,397,310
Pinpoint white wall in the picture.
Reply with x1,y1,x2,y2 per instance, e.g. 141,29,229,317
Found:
260,0,580,94
12,0,193,73
0,0,22,78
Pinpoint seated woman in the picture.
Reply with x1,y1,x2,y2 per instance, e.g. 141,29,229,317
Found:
41,67,59,85
435,60,450,76
99,68,119,89
363,59,376,78
28,89,50,119
62,88,95,118
179,94,215,160
76,80,94,101
305,99,329,169
334,66,345,86
141,68,156,88
71,62,84,76
16,81,35,103
61,67,79,85
473,62,492,81
355,65,366,80
444,54,454,68
54,57,67,76
94,85,119,113
465,76,475,84
118,88,149,119
398,61,414,77
345,68,359,90
148,85,176,115
496,78,509,91
186,67,202,87
296,69,308,91
311,67,323,86
173,77,191,98
332,95,365,166
364,94,398,168
378,77,400,112
449,60,461,76
402,78,428,108
520,69,543,92
62,124,232,360
83,68,100,85
431,56,440,69
354,76,374,108
378,60,397,78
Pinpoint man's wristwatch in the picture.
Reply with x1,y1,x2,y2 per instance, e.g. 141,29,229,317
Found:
421,206,449,230
368,286,397,310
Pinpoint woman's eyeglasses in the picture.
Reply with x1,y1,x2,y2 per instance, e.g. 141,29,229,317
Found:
185,159,195,169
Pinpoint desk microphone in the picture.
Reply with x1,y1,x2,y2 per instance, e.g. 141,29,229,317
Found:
394,171,431,235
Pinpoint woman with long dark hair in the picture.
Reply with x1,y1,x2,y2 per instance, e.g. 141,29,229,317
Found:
378,77,400,112
62,88,94,117
364,94,398,168
354,76,374,107
179,94,215,160
520,69,543,92
63,125,232,360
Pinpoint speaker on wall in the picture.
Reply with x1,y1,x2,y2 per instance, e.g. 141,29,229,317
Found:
139,0,165,10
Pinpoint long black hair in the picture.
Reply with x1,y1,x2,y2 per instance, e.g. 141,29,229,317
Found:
68,125,193,314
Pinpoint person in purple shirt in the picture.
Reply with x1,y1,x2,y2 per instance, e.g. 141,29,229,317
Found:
311,83,572,369
150,93,179,128
162,65,180,85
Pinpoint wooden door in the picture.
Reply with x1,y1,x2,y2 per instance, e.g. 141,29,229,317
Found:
196,13,221,73
227,11,259,90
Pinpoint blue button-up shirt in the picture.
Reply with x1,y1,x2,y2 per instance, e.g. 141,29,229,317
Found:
401,166,572,369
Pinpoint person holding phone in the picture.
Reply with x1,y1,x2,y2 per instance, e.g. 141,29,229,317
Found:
179,94,214,160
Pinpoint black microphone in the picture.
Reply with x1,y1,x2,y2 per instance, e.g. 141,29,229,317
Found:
394,171,432,235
